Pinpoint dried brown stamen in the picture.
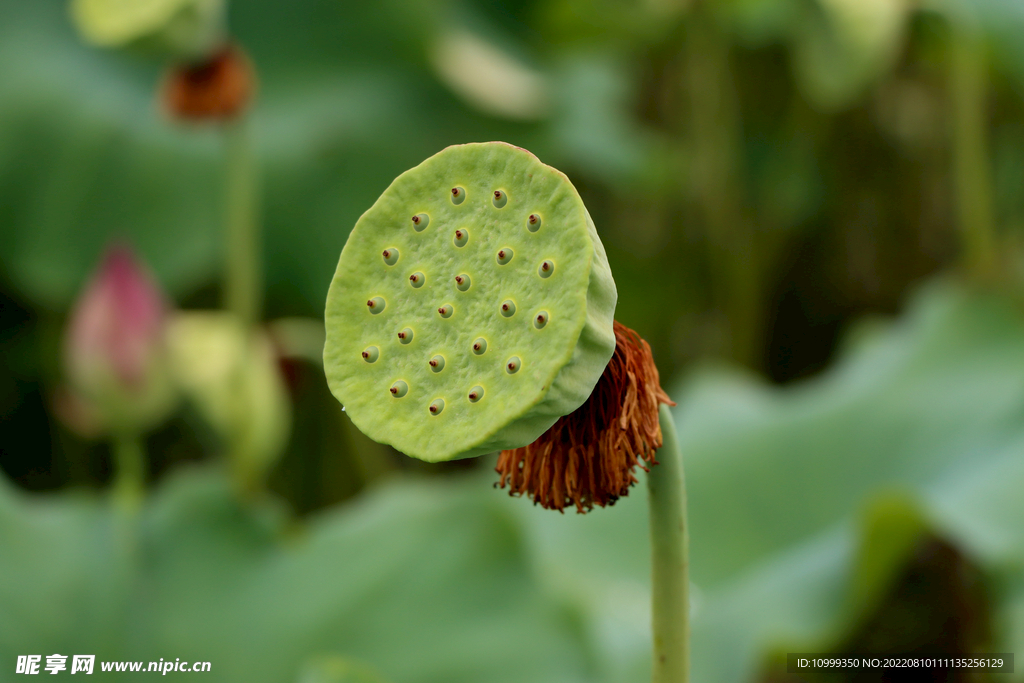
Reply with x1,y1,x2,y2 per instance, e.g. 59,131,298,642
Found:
495,320,674,513
161,44,254,121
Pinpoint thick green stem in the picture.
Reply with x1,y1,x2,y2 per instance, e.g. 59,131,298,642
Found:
112,433,145,511
224,117,262,326
949,26,996,279
648,403,689,683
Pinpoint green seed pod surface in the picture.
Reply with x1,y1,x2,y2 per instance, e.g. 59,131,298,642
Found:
324,142,616,462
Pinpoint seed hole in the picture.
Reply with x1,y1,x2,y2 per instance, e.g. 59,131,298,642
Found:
534,311,549,329
367,297,386,314
382,248,399,266
398,328,413,344
539,260,554,278
362,346,380,362
453,229,469,247
506,356,521,374
492,190,507,208
496,248,514,266
500,300,516,317
429,355,446,373
472,338,487,355
527,214,542,232
390,380,409,398
411,214,429,232
450,187,466,205
429,398,445,415
438,304,454,319
456,274,471,292
409,271,425,288
468,386,484,403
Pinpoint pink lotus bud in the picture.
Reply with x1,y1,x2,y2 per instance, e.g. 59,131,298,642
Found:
62,245,176,434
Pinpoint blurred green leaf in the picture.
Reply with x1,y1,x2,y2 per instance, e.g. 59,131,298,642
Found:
296,655,390,683
0,468,594,683
791,0,909,109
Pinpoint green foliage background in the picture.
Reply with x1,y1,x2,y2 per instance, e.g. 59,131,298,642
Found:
2,0,1024,681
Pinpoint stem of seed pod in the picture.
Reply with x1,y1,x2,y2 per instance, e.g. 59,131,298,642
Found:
950,23,997,279
648,404,689,683
224,117,262,327
112,432,145,513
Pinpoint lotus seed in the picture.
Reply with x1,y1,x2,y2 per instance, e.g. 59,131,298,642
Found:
450,187,465,205
455,274,471,291
411,214,429,231
496,248,514,265
454,229,469,247
534,311,549,329
506,357,521,374
361,346,380,362
409,272,425,288
492,190,507,208
367,297,386,314
398,327,413,344
472,338,487,354
438,304,453,319
539,260,554,278
500,300,516,317
468,386,484,402
527,214,542,232
429,398,445,415
390,380,409,398
382,248,399,265
429,355,445,372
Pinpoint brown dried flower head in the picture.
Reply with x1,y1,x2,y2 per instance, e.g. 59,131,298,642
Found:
161,44,254,121
496,321,675,513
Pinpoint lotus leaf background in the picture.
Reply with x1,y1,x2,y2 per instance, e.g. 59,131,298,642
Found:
2,0,1024,681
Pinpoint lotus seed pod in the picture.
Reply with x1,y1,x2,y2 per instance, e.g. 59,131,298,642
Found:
324,141,617,462
71,0,226,59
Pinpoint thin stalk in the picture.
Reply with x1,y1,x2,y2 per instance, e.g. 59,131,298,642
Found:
949,25,996,279
686,13,759,368
112,433,145,512
224,117,262,327
648,403,689,683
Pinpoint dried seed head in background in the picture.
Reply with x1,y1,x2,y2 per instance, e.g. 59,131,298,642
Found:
162,44,254,121
496,321,675,513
